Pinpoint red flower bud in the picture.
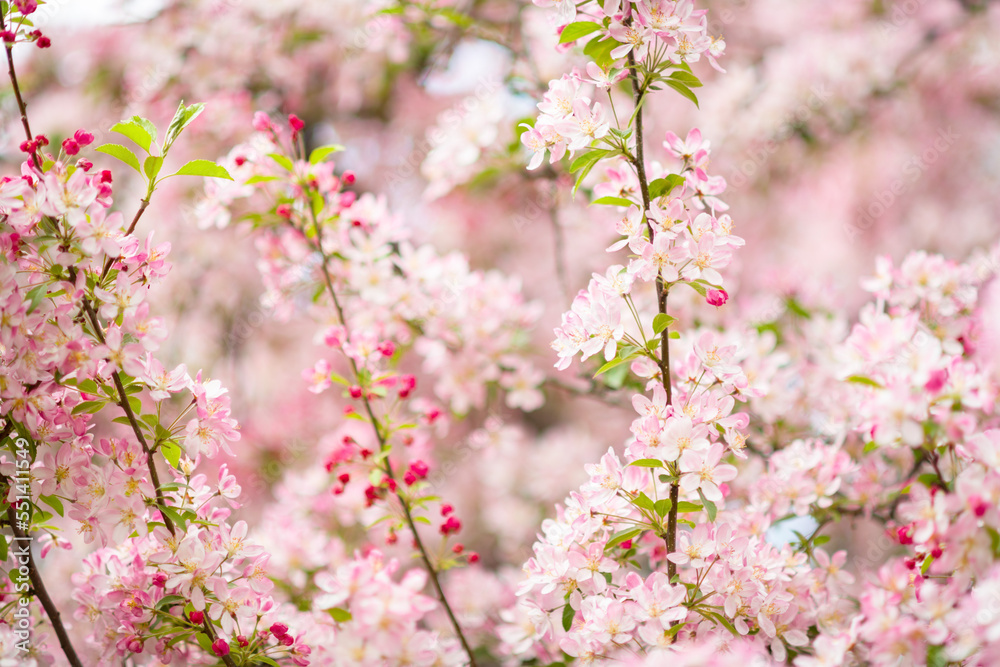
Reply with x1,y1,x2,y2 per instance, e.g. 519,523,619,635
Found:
211,639,230,657
189,610,204,625
73,129,94,146
706,288,729,307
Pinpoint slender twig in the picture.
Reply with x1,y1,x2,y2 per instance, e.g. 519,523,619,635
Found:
99,198,150,281
626,47,679,581
1,22,85,666
303,211,479,667
1,14,39,170
78,297,175,535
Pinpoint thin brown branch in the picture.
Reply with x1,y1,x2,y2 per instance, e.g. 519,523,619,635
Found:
626,47,679,581
304,211,479,667
79,296,175,535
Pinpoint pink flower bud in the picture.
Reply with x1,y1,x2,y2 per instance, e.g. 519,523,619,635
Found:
289,114,305,133
252,111,272,132
36,36,51,48
440,515,462,535
236,635,249,648
706,288,728,307
189,610,204,625
74,129,95,146
343,170,356,185
270,623,289,639
211,639,230,657
62,138,80,156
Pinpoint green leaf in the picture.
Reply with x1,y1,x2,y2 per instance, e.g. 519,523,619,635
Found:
154,595,186,611
652,313,676,335
0,535,7,563
668,70,703,88
648,174,685,199
633,492,655,513
863,441,878,454
926,645,947,667
629,459,663,468
327,607,352,623
309,144,346,164
921,553,935,575
786,297,813,319
559,21,603,44
676,501,702,513
590,196,634,207
703,610,740,636
584,37,619,70
39,494,64,517
669,331,680,339
986,526,1000,558
562,603,576,632
158,505,188,531
917,472,940,488
143,155,164,182
24,283,48,315
847,375,883,388
160,442,182,469
269,153,295,172
256,658,281,667
697,489,718,522
172,159,233,180
595,353,639,377
682,280,708,297
195,632,213,653
96,144,141,173
605,527,643,550
664,79,699,107
110,120,153,153
665,621,687,637
812,534,831,547
569,148,609,174
654,498,672,517
245,175,281,184
164,102,205,151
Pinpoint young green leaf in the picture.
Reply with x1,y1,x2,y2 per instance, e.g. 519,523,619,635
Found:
629,459,663,468
652,313,676,334
309,144,346,165
562,603,576,631
559,21,603,44
110,120,154,153
173,160,234,180
591,196,635,207
96,144,141,173
697,488,718,522
583,37,619,70
665,79,699,107
327,608,352,623
143,155,164,182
